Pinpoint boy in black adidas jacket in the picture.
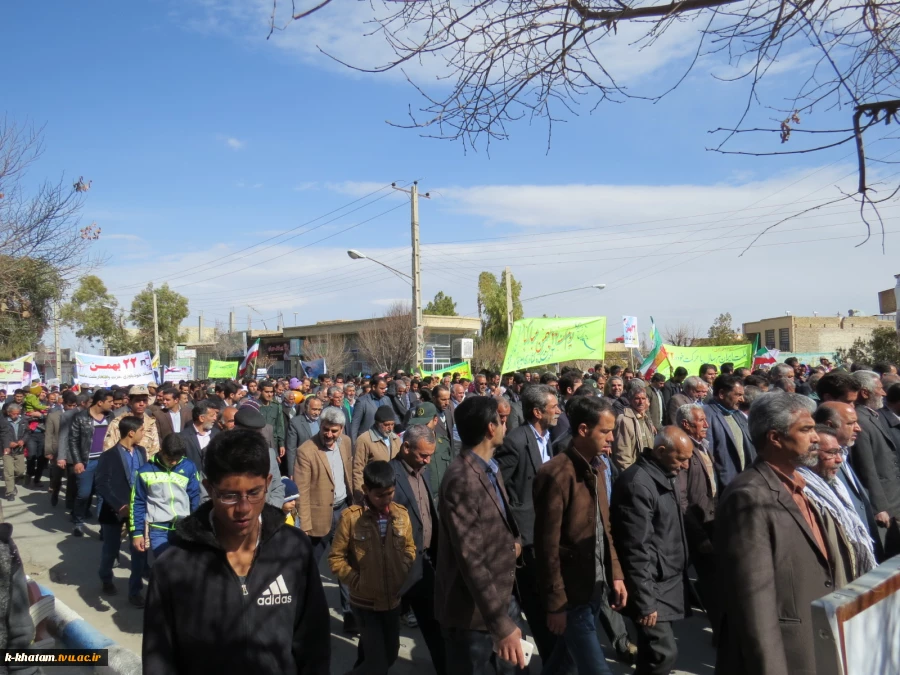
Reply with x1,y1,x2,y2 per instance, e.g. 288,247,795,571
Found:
142,429,330,674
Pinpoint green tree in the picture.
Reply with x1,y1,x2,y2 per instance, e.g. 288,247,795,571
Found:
0,256,62,360
129,283,189,355
61,275,131,354
478,270,522,340
424,291,458,316
702,313,747,346
835,327,900,366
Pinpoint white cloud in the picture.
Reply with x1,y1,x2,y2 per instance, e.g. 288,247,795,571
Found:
217,134,245,150
103,233,144,241
293,181,319,192
95,163,900,341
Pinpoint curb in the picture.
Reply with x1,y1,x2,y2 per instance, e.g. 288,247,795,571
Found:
36,583,142,674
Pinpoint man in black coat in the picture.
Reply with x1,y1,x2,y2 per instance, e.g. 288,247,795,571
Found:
390,426,446,675
611,427,693,675
494,384,561,666
180,401,219,477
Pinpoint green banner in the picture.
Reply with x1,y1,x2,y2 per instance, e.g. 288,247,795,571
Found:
501,317,607,373
662,343,753,374
419,362,473,380
207,360,238,379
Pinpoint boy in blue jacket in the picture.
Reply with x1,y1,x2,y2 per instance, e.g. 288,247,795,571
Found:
131,434,201,557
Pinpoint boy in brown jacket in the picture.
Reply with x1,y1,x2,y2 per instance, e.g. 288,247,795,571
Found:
330,460,416,674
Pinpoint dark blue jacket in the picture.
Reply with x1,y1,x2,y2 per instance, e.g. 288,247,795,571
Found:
702,403,755,490
95,443,147,529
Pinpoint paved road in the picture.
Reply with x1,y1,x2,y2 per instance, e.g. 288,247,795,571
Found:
7,480,716,674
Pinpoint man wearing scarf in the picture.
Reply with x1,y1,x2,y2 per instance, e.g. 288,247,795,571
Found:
798,426,877,586
703,374,755,489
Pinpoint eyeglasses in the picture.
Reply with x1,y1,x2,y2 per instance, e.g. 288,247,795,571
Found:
212,487,267,505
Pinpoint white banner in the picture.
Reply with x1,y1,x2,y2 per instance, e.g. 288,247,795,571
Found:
622,316,639,347
164,366,193,383
74,351,156,388
0,354,36,391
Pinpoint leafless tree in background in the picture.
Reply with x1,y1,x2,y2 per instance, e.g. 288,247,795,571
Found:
211,321,247,360
472,336,506,373
663,321,703,347
357,302,416,374
275,0,900,245
304,332,351,375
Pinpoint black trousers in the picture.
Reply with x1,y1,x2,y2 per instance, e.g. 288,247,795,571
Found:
49,462,76,509
443,597,528,675
403,557,447,675
351,606,401,675
516,545,559,662
634,620,678,675
692,550,720,639
26,433,48,482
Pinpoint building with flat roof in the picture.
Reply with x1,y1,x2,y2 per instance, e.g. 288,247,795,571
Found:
743,314,895,356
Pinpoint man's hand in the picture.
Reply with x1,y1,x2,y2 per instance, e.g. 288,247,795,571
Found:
638,611,658,627
279,446,286,459
133,537,146,552
73,462,85,475
493,627,526,668
514,542,522,558
118,504,129,518
876,511,891,527
610,580,628,610
3,448,9,456
547,612,567,636
56,459,66,470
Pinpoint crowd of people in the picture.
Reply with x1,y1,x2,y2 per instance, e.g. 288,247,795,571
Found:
0,355,898,674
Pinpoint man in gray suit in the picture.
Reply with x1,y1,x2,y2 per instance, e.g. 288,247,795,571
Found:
716,392,833,675
284,397,323,476
850,370,900,555
350,376,389,443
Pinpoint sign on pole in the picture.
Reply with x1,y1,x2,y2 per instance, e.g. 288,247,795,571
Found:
622,316,639,347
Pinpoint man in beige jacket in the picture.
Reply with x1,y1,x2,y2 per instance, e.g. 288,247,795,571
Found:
103,385,160,457
612,380,657,471
352,406,401,503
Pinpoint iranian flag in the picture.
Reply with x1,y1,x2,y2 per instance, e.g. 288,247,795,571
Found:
753,347,779,368
238,339,260,377
639,317,669,378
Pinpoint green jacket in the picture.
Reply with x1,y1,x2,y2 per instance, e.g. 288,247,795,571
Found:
429,435,456,506
258,401,285,448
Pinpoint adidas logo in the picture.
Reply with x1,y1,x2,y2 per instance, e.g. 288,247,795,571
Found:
257,574,292,606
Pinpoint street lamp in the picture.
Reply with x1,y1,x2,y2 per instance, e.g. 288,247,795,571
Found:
346,249,413,282
522,283,607,303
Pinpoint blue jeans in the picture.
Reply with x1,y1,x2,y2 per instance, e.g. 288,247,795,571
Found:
149,526,171,556
73,458,99,527
542,601,615,675
99,522,147,597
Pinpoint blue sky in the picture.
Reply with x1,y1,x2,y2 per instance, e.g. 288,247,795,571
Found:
5,1,899,350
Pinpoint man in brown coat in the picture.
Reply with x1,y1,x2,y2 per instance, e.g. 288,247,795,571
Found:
716,391,833,675
352,406,401,503
293,405,356,633
434,396,526,674
612,381,657,471
150,385,192,442
534,396,627,675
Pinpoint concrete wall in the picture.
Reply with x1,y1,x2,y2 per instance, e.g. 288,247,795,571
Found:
744,316,893,355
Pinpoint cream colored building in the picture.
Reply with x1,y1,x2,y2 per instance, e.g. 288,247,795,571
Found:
743,315,895,354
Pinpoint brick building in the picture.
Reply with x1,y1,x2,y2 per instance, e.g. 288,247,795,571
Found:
743,314,896,354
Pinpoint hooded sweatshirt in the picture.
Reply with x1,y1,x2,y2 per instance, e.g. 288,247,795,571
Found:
142,501,330,675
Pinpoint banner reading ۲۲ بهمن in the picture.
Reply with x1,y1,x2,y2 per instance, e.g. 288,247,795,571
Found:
501,317,607,373
74,351,156,387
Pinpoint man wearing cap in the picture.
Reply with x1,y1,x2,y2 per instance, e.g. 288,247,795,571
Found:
406,402,455,504
351,406,401,503
233,406,285,508
104,385,161,458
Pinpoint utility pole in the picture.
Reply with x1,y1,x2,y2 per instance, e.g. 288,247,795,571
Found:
152,291,160,361
199,310,203,342
247,313,252,332
392,181,429,370
53,301,61,382
229,310,235,333
505,266,513,337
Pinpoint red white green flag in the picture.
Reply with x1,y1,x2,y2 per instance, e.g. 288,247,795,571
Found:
753,347,779,368
639,318,669,378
